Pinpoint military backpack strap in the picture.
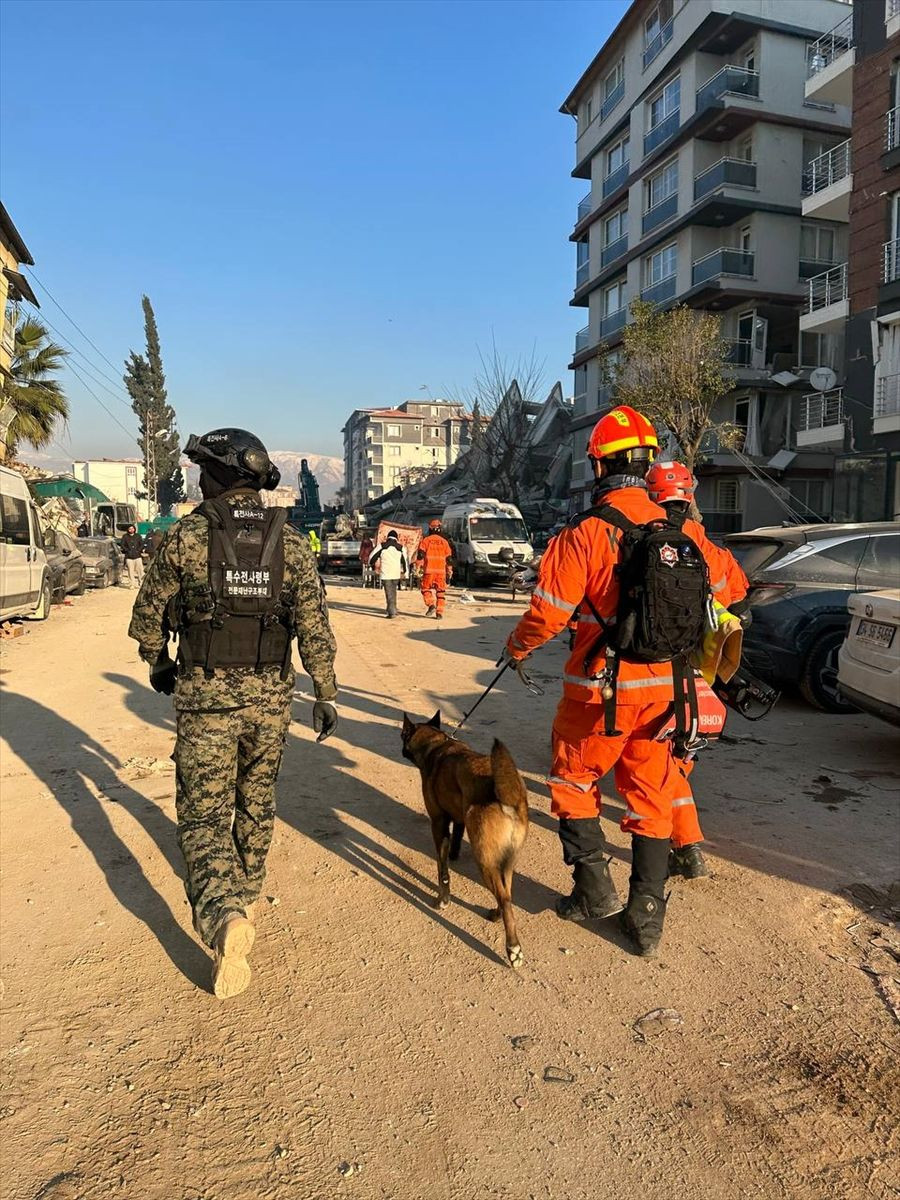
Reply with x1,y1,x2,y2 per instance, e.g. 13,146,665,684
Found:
595,504,639,536
259,507,287,569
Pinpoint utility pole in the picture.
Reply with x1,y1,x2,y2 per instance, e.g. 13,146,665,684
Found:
144,403,158,520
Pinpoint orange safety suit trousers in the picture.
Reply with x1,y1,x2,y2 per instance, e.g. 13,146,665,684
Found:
548,698,703,845
421,572,446,614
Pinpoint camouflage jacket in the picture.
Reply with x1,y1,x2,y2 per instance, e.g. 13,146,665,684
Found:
128,489,337,712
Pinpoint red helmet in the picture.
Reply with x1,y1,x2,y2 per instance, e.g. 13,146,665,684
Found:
587,405,659,461
646,460,695,504
429,519,442,531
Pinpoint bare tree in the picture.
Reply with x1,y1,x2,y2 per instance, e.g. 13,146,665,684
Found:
448,340,546,503
606,301,739,485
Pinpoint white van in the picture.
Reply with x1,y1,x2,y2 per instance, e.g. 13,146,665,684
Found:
441,498,534,585
0,465,52,623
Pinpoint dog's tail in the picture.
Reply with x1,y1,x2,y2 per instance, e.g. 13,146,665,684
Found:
490,740,529,869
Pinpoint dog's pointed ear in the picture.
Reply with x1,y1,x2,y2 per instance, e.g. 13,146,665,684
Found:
402,712,414,736
428,710,441,728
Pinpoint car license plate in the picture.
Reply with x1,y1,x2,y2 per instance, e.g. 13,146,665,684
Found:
856,619,896,648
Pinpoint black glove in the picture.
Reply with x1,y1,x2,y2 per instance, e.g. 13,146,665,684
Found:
312,700,338,742
150,649,177,695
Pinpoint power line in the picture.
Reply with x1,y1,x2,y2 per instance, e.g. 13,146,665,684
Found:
24,267,131,388
24,306,134,409
59,361,141,445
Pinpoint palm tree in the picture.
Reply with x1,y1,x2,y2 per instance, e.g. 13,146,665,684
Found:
1,315,69,459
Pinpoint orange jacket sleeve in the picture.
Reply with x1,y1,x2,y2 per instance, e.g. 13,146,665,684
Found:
686,521,748,608
507,524,592,658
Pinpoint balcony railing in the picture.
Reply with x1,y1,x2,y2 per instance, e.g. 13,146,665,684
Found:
887,107,900,152
724,338,753,367
602,160,629,198
889,0,900,18
576,259,590,287
798,388,845,431
885,239,900,283
643,108,680,156
696,65,760,113
806,13,854,79
601,78,625,121
691,247,755,287
642,191,678,235
806,263,848,312
694,157,757,201
599,308,627,338
875,373,900,418
643,18,673,69
601,234,628,268
575,325,591,353
576,192,593,223
641,275,677,305
802,139,851,194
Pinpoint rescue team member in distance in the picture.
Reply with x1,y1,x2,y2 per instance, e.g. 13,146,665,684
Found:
644,459,749,880
129,428,338,999
417,519,454,619
503,406,746,956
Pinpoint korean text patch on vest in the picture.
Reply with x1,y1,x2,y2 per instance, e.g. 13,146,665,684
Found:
223,566,273,599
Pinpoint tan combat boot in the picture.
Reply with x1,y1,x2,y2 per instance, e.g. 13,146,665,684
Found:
211,912,255,999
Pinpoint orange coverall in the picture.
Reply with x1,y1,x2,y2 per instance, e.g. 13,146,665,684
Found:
417,533,453,615
506,486,746,845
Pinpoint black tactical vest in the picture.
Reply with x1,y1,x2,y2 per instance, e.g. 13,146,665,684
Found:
178,495,295,674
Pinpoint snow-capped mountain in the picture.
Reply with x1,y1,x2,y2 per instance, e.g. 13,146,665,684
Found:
183,452,343,503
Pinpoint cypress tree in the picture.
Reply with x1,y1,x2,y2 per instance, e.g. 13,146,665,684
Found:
124,295,184,514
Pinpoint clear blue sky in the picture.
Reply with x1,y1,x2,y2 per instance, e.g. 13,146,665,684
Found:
1,0,628,462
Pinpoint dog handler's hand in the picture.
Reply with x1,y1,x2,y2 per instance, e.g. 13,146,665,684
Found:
312,700,338,742
150,649,178,695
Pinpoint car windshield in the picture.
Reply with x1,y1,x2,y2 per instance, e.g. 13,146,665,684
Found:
80,539,110,560
470,517,528,541
725,537,788,577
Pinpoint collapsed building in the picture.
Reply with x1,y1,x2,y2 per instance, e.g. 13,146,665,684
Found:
361,381,573,532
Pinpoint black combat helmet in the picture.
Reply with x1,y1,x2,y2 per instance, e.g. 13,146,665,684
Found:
184,428,281,491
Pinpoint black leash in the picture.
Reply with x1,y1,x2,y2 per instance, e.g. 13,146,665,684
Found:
450,655,544,737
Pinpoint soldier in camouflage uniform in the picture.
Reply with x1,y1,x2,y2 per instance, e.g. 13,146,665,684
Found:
129,429,338,999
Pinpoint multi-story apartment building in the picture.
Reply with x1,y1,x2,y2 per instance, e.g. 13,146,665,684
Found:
563,0,855,529
342,400,470,512
803,0,900,521
0,203,38,386
72,459,152,521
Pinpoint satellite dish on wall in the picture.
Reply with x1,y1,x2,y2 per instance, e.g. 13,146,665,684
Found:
809,366,837,392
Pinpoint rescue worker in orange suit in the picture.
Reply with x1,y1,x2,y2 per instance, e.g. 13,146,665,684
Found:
645,460,750,880
504,406,746,956
417,519,454,619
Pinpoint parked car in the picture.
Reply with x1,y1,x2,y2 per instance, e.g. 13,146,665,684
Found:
0,464,52,623
78,537,124,588
724,522,900,713
43,527,86,602
838,589,900,727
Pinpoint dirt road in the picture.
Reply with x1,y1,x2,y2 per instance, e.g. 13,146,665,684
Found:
2,581,899,1200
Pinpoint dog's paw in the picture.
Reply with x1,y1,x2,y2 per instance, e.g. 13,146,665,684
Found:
507,944,524,969
433,894,450,910
487,906,502,923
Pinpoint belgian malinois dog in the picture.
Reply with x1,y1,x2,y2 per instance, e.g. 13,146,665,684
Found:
401,712,529,967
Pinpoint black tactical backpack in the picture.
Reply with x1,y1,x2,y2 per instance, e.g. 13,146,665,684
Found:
178,495,295,675
596,505,711,663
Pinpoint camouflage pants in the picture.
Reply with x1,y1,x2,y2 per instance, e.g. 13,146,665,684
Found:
175,701,291,946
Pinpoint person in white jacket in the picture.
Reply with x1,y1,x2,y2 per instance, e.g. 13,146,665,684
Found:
368,530,409,618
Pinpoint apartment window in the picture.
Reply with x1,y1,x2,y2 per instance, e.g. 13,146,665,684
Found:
800,223,836,265
890,191,900,240
573,365,588,398
387,444,401,456
648,76,680,130
386,424,401,437
604,279,626,315
430,426,442,438
892,59,900,109
606,134,630,176
739,226,752,255
801,331,841,369
740,40,757,73
715,479,740,511
645,0,673,47
604,59,624,102
604,207,627,245
736,134,753,162
577,240,590,268
582,95,594,126
645,158,678,209
645,243,677,286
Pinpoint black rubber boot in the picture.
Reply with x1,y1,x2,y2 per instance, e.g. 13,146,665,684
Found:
669,843,710,879
621,834,670,957
555,817,622,921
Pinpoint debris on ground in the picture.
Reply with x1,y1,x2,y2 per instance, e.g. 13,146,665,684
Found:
633,1009,684,1040
120,756,173,779
543,1065,576,1084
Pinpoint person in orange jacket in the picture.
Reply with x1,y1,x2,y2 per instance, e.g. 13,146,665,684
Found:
644,459,749,880
504,406,746,956
417,519,454,619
